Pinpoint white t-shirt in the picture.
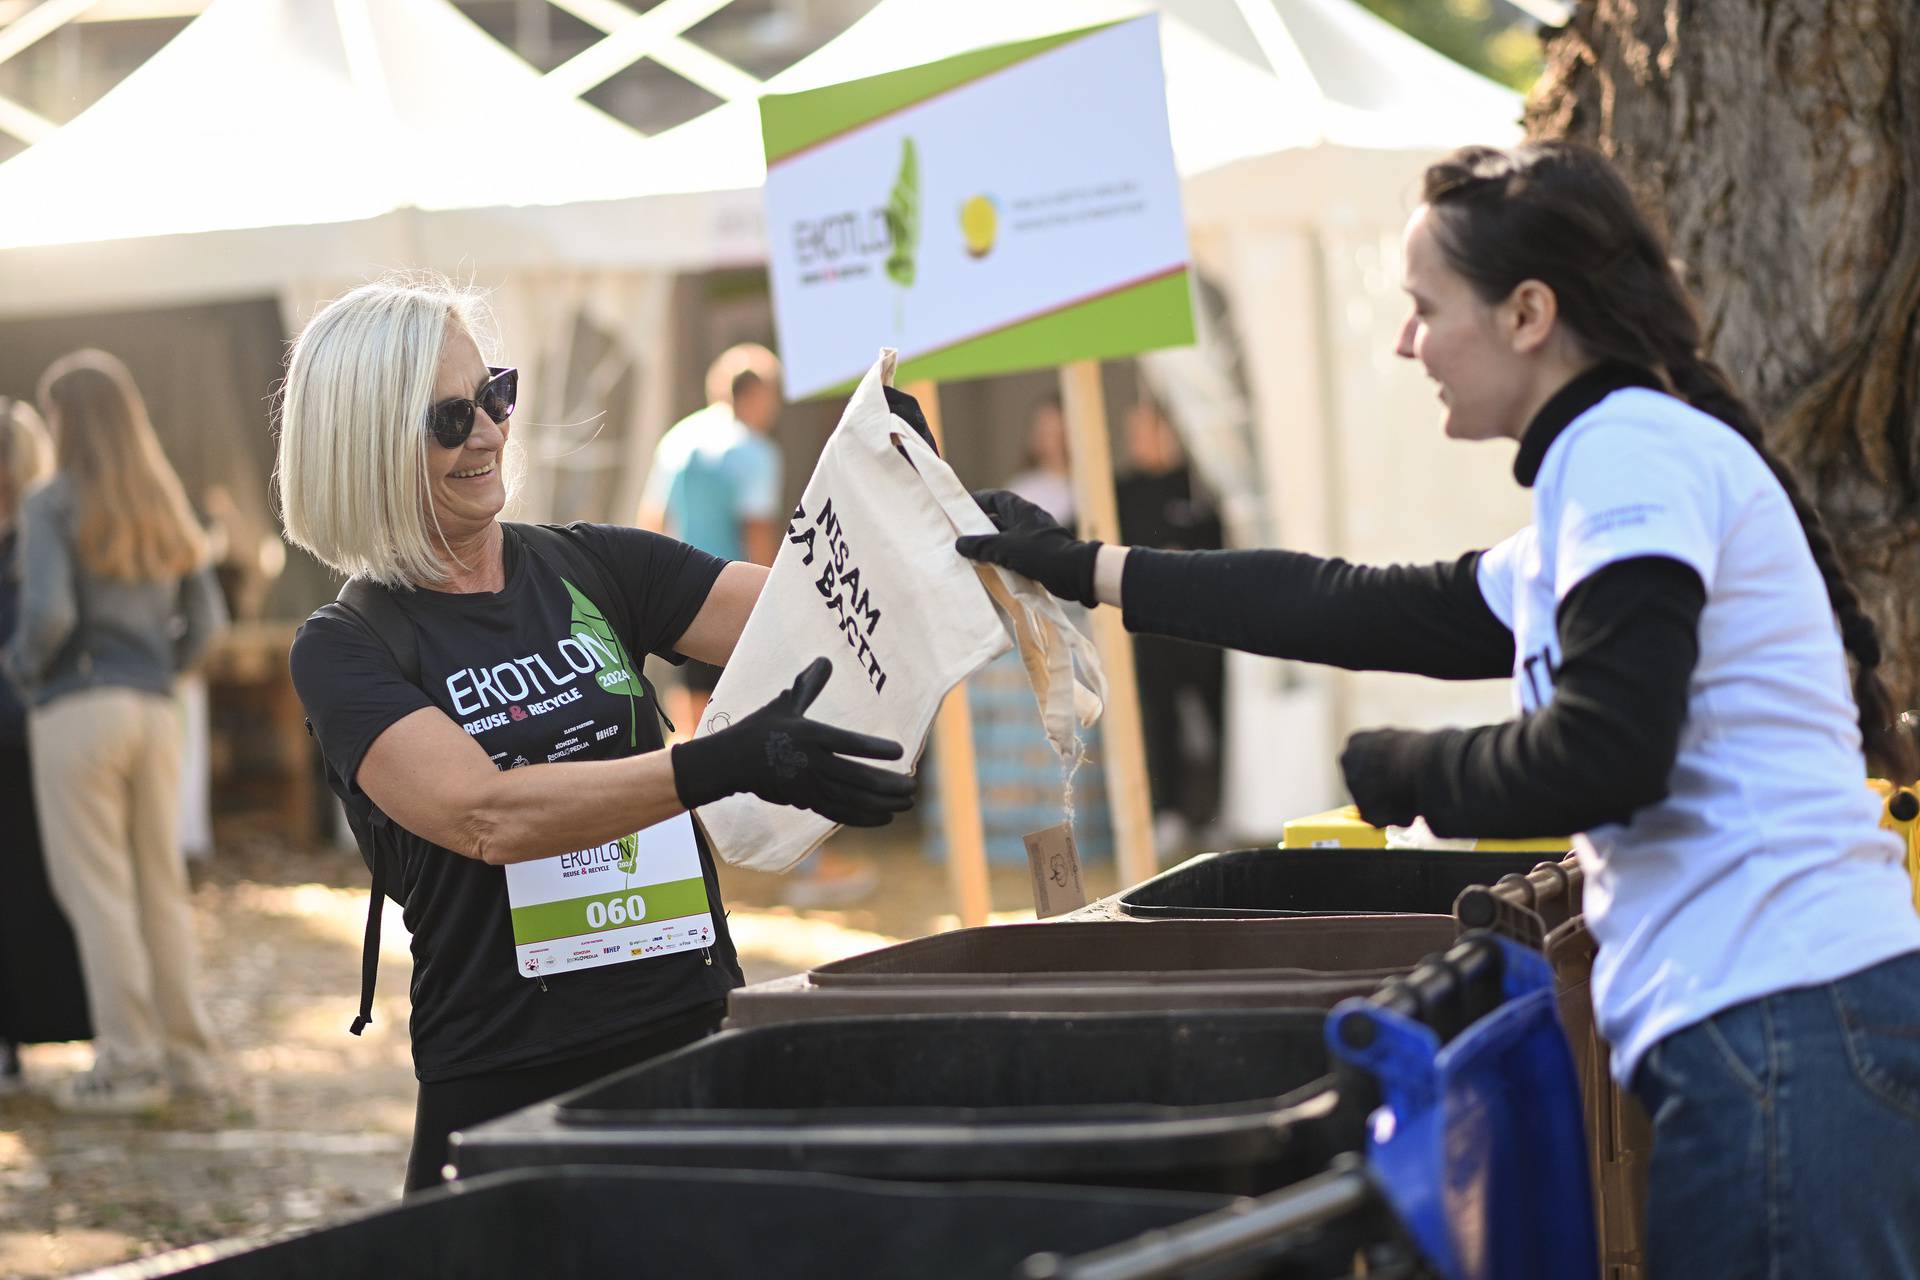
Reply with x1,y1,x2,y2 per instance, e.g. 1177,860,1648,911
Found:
1476,387,1920,1082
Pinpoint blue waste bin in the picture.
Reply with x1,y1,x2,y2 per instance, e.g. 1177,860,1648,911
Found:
1330,933,1598,1280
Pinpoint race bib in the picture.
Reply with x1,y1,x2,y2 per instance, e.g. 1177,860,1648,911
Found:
502,813,714,977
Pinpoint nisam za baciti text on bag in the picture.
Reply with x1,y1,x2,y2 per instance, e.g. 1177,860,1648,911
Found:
695,350,1107,872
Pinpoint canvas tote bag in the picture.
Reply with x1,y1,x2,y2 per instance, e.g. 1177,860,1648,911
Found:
695,350,1105,872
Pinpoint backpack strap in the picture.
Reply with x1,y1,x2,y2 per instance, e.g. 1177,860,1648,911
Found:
347,840,386,1036
328,577,421,683
318,577,419,1037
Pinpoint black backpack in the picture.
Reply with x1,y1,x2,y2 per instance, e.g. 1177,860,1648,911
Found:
304,523,664,1035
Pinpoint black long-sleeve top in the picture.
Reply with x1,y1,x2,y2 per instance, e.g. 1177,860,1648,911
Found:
1117,364,1706,839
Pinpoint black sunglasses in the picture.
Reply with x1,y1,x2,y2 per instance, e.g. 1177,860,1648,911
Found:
427,366,517,449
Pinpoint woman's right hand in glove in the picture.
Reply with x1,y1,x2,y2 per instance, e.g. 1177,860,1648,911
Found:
670,657,916,827
954,489,1103,607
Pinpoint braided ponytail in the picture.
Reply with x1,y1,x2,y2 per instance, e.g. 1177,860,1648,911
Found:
1659,347,1915,780
1424,140,1916,781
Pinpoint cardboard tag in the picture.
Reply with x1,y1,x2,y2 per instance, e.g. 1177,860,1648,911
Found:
1023,823,1087,919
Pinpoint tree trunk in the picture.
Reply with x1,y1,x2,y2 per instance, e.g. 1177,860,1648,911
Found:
1528,1,1920,713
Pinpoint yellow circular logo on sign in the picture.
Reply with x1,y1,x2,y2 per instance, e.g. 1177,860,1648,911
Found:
961,194,998,259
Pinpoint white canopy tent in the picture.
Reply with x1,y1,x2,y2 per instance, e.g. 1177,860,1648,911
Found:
0,0,699,522
0,0,683,311
0,0,1529,832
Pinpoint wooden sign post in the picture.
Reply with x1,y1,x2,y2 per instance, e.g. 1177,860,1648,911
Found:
905,379,994,928
1060,361,1158,888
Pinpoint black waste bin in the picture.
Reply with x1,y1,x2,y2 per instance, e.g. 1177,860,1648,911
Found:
74,1166,1246,1280
453,1011,1353,1196
1020,1157,1424,1280
1116,847,1553,919
728,916,1458,1027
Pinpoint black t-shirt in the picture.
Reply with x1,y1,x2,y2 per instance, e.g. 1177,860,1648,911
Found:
289,523,741,1082
1114,465,1223,554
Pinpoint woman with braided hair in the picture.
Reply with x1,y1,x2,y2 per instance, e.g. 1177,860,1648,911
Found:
959,140,1920,1275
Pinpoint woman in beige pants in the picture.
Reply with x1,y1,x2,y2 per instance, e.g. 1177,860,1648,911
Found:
3,350,227,1114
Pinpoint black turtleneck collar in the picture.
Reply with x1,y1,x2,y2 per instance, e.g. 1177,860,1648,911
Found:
1512,362,1665,487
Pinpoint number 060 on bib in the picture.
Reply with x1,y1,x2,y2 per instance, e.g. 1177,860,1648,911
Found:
502,812,714,977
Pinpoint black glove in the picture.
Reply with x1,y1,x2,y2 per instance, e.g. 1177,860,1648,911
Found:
1338,729,1421,829
671,658,916,828
953,489,1101,607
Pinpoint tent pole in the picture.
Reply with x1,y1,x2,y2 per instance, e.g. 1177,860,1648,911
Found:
904,378,993,929
1059,359,1157,887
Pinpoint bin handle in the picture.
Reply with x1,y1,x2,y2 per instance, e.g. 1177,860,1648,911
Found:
1531,858,1573,901
1345,933,1504,1048
1019,1156,1381,1280
1494,871,1536,909
1453,854,1583,943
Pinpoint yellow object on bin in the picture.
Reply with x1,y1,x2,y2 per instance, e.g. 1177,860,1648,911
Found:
1867,779,1920,915
1281,805,1568,853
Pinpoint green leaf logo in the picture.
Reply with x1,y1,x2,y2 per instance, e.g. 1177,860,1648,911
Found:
562,577,643,748
615,831,639,877
884,136,919,291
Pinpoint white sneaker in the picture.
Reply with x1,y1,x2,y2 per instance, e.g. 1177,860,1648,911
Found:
53,1069,170,1116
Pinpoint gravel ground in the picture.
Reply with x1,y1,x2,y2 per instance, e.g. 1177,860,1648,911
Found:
0,826,1125,1278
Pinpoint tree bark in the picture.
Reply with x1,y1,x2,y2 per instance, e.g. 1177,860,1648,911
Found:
1528,1,1920,712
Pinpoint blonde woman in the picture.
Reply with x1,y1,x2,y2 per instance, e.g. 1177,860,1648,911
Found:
3,351,227,1114
280,277,912,1193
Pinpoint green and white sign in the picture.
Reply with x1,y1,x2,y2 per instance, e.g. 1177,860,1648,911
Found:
502,813,714,978
761,15,1195,398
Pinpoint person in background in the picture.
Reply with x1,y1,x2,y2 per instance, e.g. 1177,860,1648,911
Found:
637,344,874,908
174,485,287,862
0,396,94,1094
1114,397,1225,855
636,344,785,734
200,483,287,624
3,351,227,1114
1004,394,1076,527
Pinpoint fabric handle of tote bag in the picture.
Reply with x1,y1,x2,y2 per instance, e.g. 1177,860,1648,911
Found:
872,349,1107,767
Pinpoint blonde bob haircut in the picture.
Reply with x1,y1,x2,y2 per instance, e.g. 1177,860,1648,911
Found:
277,274,498,589
39,349,207,582
0,395,53,526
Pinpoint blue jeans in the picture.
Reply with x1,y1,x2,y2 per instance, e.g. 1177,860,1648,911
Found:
1631,949,1920,1279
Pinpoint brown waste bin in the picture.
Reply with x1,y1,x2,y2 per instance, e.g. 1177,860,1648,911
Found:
1104,846,1554,919
1545,914,1651,1280
1451,857,1642,1277
726,915,1459,1028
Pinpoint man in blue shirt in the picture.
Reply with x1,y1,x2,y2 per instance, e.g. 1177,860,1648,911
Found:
638,344,784,573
